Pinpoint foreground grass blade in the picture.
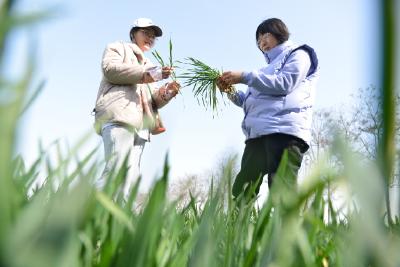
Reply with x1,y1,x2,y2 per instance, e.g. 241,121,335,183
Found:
96,191,133,232
379,0,397,225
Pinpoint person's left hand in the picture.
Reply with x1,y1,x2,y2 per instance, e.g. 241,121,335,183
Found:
216,77,230,93
166,81,181,97
220,71,243,85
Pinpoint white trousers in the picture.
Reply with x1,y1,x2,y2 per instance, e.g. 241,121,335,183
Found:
96,125,146,200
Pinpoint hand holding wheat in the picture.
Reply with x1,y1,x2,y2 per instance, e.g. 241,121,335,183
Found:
165,81,181,97
216,77,235,93
219,71,243,85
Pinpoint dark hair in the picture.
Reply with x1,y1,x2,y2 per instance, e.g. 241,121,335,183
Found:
255,18,289,44
129,27,138,42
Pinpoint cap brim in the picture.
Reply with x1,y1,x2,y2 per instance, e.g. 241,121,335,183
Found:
132,25,162,37
149,26,162,37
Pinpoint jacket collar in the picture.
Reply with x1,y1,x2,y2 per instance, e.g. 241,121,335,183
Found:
128,42,145,64
263,40,293,63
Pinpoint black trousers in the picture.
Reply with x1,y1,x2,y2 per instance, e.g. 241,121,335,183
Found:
232,133,308,198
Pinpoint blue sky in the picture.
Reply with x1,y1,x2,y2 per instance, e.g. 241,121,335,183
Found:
9,0,382,190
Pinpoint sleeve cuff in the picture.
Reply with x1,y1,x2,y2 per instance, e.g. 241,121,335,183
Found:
241,71,252,85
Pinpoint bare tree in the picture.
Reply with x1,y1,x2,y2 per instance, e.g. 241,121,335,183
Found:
167,152,238,210
309,85,400,220
338,86,399,186
168,174,210,210
310,86,399,172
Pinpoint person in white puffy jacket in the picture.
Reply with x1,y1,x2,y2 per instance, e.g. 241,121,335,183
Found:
218,18,319,199
93,18,180,200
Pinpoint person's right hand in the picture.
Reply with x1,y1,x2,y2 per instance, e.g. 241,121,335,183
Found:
161,66,173,79
142,66,174,83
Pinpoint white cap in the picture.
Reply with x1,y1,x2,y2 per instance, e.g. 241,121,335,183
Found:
131,18,162,37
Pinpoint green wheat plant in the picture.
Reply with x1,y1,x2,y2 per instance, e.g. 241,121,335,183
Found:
178,57,235,112
152,38,177,81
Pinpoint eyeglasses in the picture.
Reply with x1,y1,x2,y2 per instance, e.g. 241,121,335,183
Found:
257,33,270,49
139,29,157,40
257,33,269,43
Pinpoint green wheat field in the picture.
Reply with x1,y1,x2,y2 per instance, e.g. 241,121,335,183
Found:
0,1,399,266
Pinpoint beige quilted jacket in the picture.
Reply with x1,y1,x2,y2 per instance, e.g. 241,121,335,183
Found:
93,41,171,135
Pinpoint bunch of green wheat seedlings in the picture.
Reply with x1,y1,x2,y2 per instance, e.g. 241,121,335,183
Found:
179,57,235,112
153,42,235,112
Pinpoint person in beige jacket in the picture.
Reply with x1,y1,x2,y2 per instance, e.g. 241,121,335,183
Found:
93,18,180,200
